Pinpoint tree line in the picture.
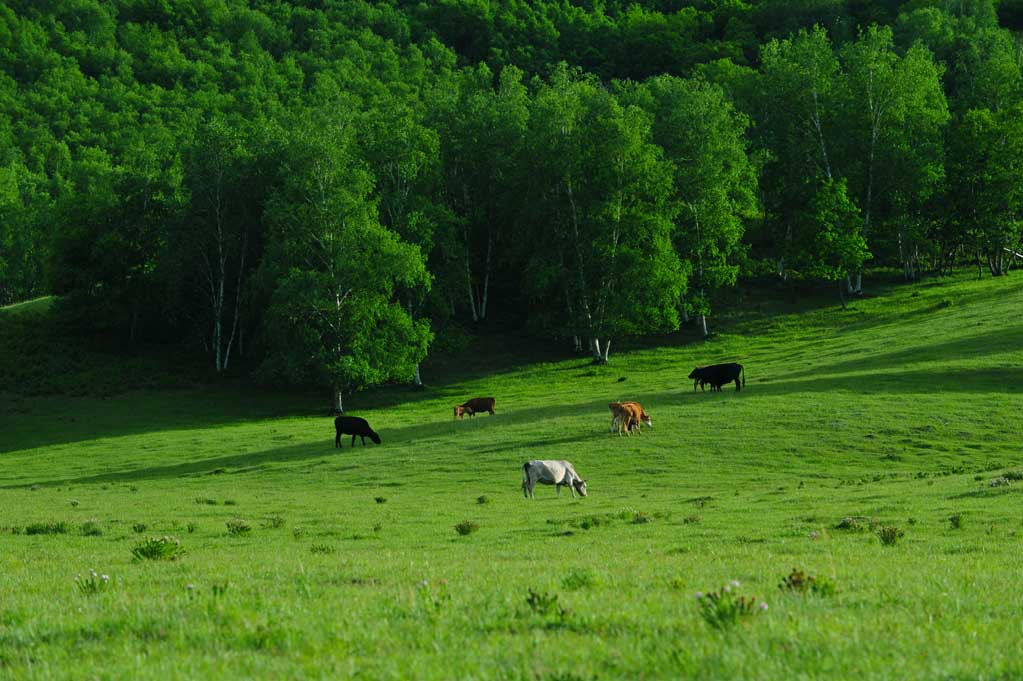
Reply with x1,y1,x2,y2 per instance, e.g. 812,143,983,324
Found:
1,0,1021,406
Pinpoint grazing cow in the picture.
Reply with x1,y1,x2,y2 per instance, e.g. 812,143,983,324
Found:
688,363,745,392
334,416,382,448
522,460,587,498
608,402,643,436
454,396,496,420
608,401,652,435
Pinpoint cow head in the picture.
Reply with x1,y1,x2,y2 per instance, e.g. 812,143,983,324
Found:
641,413,652,428
573,478,587,497
454,405,465,420
687,367,704,380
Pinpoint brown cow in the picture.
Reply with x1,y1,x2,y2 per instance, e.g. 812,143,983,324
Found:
454,396,497,420
608,401,652,435
608,402,640,436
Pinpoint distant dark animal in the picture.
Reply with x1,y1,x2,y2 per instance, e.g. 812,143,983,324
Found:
522,460,587,498
334,416,381,448
454,396,496,420
688,363,745,392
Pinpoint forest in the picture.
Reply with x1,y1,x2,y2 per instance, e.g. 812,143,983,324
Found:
1,0,1021,406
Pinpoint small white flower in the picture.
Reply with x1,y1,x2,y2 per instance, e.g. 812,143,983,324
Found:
101,575,109,581
759,603,769,611
730,580,741,587
695,591,703,599
723,585,731,593
186,583,195,590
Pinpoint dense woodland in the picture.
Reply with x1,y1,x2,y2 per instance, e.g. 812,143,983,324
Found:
1,0,1022,406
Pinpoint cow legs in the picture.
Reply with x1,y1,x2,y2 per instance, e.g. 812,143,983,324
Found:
734,379,741,392
335,432,341,448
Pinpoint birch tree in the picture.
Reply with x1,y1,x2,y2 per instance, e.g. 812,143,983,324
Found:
183,118,253,373
758,27,841,277
258,109,431,412
525,68,683,362
631,75,757,337
839,27,947,287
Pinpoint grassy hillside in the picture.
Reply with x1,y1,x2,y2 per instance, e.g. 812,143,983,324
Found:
1,274,1021,680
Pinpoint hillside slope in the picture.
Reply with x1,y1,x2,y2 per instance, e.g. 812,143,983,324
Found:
0,274,1021,680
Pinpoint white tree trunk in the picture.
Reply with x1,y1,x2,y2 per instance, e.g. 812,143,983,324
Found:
698,314,708,338
333,389,343,414
412,363,422,387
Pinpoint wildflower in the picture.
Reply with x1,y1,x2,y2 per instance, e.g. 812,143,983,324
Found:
730,580,741,587
186,583,195,590
723,584,731,593
759,603,769,611
101,575,109,582
809,530,820,540
695,591,704,599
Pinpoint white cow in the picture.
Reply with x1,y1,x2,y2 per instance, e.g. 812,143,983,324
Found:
522,460,587,499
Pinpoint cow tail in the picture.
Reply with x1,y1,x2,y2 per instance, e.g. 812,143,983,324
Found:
742,365,746,387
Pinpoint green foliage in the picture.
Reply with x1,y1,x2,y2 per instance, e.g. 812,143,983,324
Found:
876,525,906,546
131,536,185,562
24,521,68,535
695,581,768,629
454,520,479,536
226,519,251,536
74,569,110,596
779,568,838,596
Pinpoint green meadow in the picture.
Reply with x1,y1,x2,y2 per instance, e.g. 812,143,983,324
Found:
1,273,1022,680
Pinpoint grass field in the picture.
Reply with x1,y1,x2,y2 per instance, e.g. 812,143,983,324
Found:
1,274,1022,680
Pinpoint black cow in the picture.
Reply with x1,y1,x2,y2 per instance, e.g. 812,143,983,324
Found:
334,416,382,448
688,363,745,392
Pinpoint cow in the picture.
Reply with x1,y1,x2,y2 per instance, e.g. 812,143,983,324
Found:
608,402,652,435
522,460,587,498
688,363,745,392
454,396,496,420
334,416,382,448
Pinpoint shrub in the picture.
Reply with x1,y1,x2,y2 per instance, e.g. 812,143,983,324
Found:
454,520,479,536
374,496,387,504
226,519,251,536
695,581,768,630
949,513,963,530
292,527,305,539
131,536,185,561
683,515,702,525
1002,470,1023,481
476,495,489,505
74,569,110,596
561,568,599,591
779,568,836,596
80,520,103,536
835,516,873,532
25,521,68,535
186,522,197,533
989,477,1011,488
195,497,217,505
224,499,238,506
69,499,79,507
630,511,651,524
132,523,147,533
310,544,334,554
526,588,567,620
876,525,905,546
260,514,285,529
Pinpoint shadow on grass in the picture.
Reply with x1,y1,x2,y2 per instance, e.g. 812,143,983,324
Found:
13,362,1016,490
780,325,1023,381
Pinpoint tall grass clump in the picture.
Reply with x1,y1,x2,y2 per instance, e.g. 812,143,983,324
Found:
131,536,185,562
695,581,768,630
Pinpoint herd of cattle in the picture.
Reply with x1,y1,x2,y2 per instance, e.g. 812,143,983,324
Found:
333,361,746,498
